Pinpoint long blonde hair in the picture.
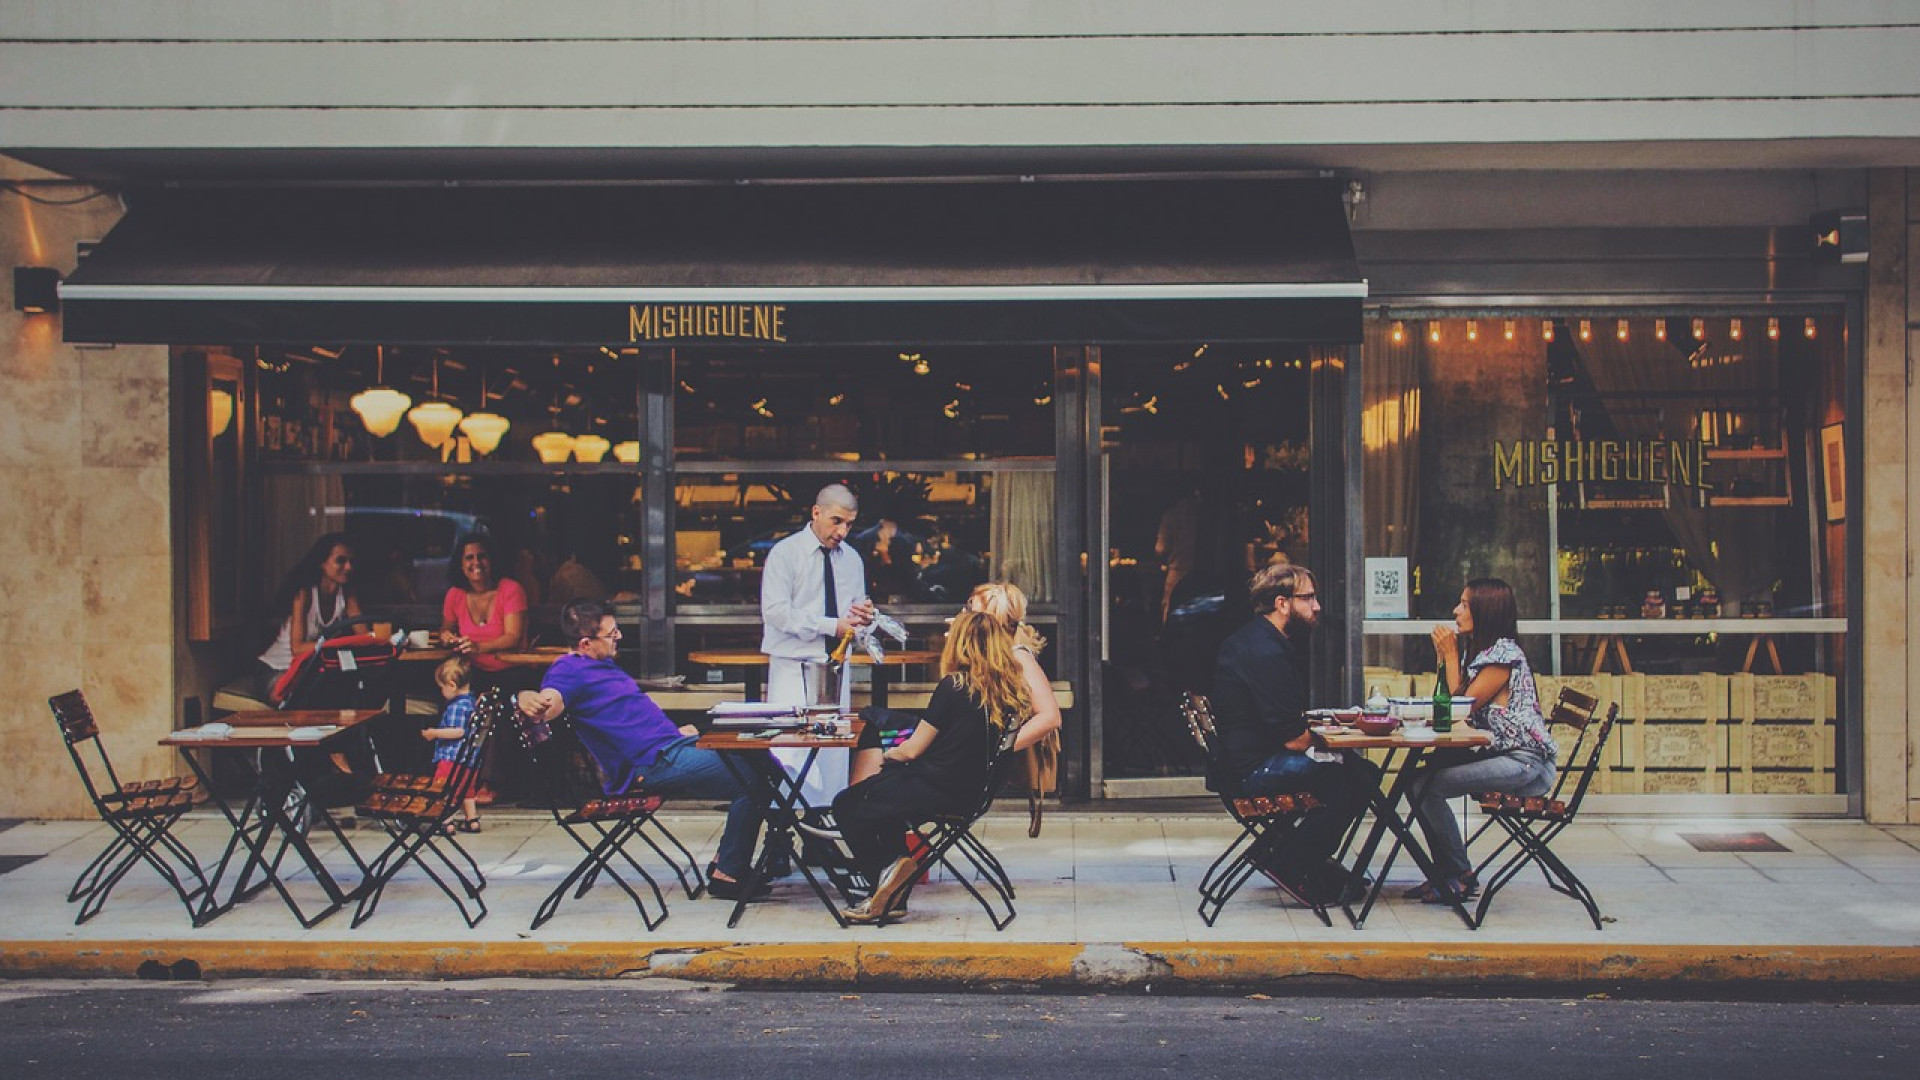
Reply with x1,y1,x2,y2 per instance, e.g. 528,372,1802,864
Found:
940,609,1032,732
968,581,1046,654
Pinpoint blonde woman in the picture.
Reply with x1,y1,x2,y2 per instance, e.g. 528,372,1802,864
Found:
967,582,1064,835
832,609,1031,924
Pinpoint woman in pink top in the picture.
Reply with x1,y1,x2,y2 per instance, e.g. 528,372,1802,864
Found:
439,533,528,673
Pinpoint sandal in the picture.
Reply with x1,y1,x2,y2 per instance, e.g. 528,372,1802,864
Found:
1403,876,1477,904
457,818,483,834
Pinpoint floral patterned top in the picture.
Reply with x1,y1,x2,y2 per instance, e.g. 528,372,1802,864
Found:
1465,638,1558,761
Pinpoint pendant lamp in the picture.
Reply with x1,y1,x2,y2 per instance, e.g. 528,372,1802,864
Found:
458,365,510,455
572,433,611,463
350,346,412,437
408,354,465,449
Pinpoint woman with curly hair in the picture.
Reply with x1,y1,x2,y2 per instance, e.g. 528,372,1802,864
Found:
831,608,1031,924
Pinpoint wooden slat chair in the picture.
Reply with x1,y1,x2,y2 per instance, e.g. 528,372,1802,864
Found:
1465,686,1620,930
349,687,504,928
895,724,1025,930
1181,692,1331,927
49,690,213,925
509,705,703,932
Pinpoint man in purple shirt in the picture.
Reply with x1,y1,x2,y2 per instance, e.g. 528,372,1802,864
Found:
519,599,769,901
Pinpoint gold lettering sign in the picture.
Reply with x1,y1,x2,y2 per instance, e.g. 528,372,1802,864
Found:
629,303,788,343
1490,439,1712,491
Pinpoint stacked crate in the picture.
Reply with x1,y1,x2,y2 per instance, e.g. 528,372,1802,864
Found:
1615,673,1729,793
1726,674,1837,794
1533,673,1623,794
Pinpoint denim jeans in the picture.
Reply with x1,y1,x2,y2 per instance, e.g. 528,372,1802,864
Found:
1409,749,1555,881
643,735,766,879
1240,748,1366,864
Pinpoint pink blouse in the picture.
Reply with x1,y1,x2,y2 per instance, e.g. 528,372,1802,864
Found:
442,577,528,672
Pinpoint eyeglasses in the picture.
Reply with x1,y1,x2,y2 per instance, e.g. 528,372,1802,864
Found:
591,626,623,641
1289,592,1318,602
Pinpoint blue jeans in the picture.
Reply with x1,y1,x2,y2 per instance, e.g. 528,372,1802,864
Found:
642,736,766,880
1240,749,1366,864
1409,749,1555,880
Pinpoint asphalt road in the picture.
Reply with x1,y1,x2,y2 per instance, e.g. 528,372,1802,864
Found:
0,980,1912,1080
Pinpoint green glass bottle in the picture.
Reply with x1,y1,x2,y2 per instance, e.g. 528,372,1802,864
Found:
1431,668,1454,733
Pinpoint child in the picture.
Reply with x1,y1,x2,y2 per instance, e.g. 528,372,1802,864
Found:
421,656,483,833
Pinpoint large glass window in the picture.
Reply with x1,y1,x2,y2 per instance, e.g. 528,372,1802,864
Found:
1362,312,1848,799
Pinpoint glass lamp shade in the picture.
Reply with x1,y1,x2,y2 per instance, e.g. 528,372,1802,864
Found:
208,388,235,439
350,385,413,437
458,411,511,455
531,430,576,464
612,440,640,463
407,400,465,449
572,433,611,463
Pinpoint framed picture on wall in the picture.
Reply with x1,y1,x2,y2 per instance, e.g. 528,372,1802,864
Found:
1821,422,1846,523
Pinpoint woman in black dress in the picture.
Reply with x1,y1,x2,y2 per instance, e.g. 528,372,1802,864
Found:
831,609,1031,924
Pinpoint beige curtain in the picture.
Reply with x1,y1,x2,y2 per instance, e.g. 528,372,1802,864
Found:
1362,321,1424,561
990,470,1055,602
1570,333,1779,611
260,473,347,599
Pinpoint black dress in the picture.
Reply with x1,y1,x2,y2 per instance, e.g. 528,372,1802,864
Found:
831,674,993,877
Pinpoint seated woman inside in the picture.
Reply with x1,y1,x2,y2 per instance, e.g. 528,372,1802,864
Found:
828,607,1035,925
252,532,361,704
1408,576,1559,904
439,533,528,675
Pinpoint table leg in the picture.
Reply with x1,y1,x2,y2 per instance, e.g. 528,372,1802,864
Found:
1339,747,1478,931
715,749,849,929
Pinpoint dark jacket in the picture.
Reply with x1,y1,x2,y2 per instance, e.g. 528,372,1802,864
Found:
1211,616,1310,781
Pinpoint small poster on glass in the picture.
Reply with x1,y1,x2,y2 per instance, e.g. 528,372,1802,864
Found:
1365,557,1411,619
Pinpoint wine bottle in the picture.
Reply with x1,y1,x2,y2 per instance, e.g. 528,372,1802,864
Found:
1431,666,1454,733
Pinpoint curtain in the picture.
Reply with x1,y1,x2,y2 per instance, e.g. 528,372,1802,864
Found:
260,473,347,601
1361,321,1424,562
990,470,1055,602
1570,333,1779,612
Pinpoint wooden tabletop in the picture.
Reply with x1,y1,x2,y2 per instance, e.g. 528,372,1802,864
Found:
395,647,568,665
161,709,382,749
686,649,941,667
1314,726,1492,751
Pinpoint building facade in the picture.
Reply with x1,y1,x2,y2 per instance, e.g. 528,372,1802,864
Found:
2,2,1916,820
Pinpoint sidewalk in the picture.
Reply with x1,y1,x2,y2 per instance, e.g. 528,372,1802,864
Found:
2,807,1917,990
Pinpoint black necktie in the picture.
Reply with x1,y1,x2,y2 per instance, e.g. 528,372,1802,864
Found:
821,546,838,656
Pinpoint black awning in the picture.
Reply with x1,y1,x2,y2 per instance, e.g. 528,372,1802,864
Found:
61,179,1364,347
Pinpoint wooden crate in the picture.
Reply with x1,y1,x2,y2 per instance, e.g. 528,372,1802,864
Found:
1533,673,1623,793
1615,674,1726,792
1363,668,1417,698
1725,673,1837,793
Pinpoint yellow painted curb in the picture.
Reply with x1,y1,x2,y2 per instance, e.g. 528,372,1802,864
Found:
6,940,1920,986
1133,942,1920,985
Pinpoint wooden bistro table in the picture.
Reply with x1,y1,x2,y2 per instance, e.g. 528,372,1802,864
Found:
695,717,865,929
1314,723,1492,931
160,709,381,928
685,650,941,706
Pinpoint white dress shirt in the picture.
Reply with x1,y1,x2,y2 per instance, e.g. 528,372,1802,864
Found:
760,527,867,662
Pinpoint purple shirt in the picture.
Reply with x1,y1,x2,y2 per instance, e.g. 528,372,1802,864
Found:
542,653,680,794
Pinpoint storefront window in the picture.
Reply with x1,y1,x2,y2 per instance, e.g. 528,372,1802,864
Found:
1362,313,1848,799
195,344,645,643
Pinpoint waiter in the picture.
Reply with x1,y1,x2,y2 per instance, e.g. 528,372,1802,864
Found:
761,483,874,805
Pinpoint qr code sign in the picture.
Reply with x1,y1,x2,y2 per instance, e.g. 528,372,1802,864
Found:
1372,566,1404,595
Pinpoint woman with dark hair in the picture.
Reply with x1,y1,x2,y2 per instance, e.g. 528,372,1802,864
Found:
253,532,361,702
1407,577,1559,903
438,533,528,674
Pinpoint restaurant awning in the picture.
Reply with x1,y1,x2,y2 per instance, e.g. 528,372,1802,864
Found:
61,179,1365,347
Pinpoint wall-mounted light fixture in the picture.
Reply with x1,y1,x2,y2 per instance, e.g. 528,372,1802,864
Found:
13,267,60,314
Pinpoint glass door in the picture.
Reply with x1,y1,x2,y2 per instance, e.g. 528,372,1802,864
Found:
1096,343,1318,787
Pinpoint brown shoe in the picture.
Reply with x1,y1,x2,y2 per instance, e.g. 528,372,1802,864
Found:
841,857,918,925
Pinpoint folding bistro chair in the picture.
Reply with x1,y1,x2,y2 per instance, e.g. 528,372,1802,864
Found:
1466,686,1620,929
49,690,215,925
349,687,504,928
510,704,703,932
1181,692,1331,927
897,724,1025,930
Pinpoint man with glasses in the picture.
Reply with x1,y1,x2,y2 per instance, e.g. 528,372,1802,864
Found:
1211,564,1368,905
519,598,770,902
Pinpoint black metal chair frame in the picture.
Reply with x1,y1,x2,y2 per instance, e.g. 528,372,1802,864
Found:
51,690,216,925
512,707,704,932
1181,692,1332,927
897,725,1024,930
349,687,503,928
1465,687,1620,930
